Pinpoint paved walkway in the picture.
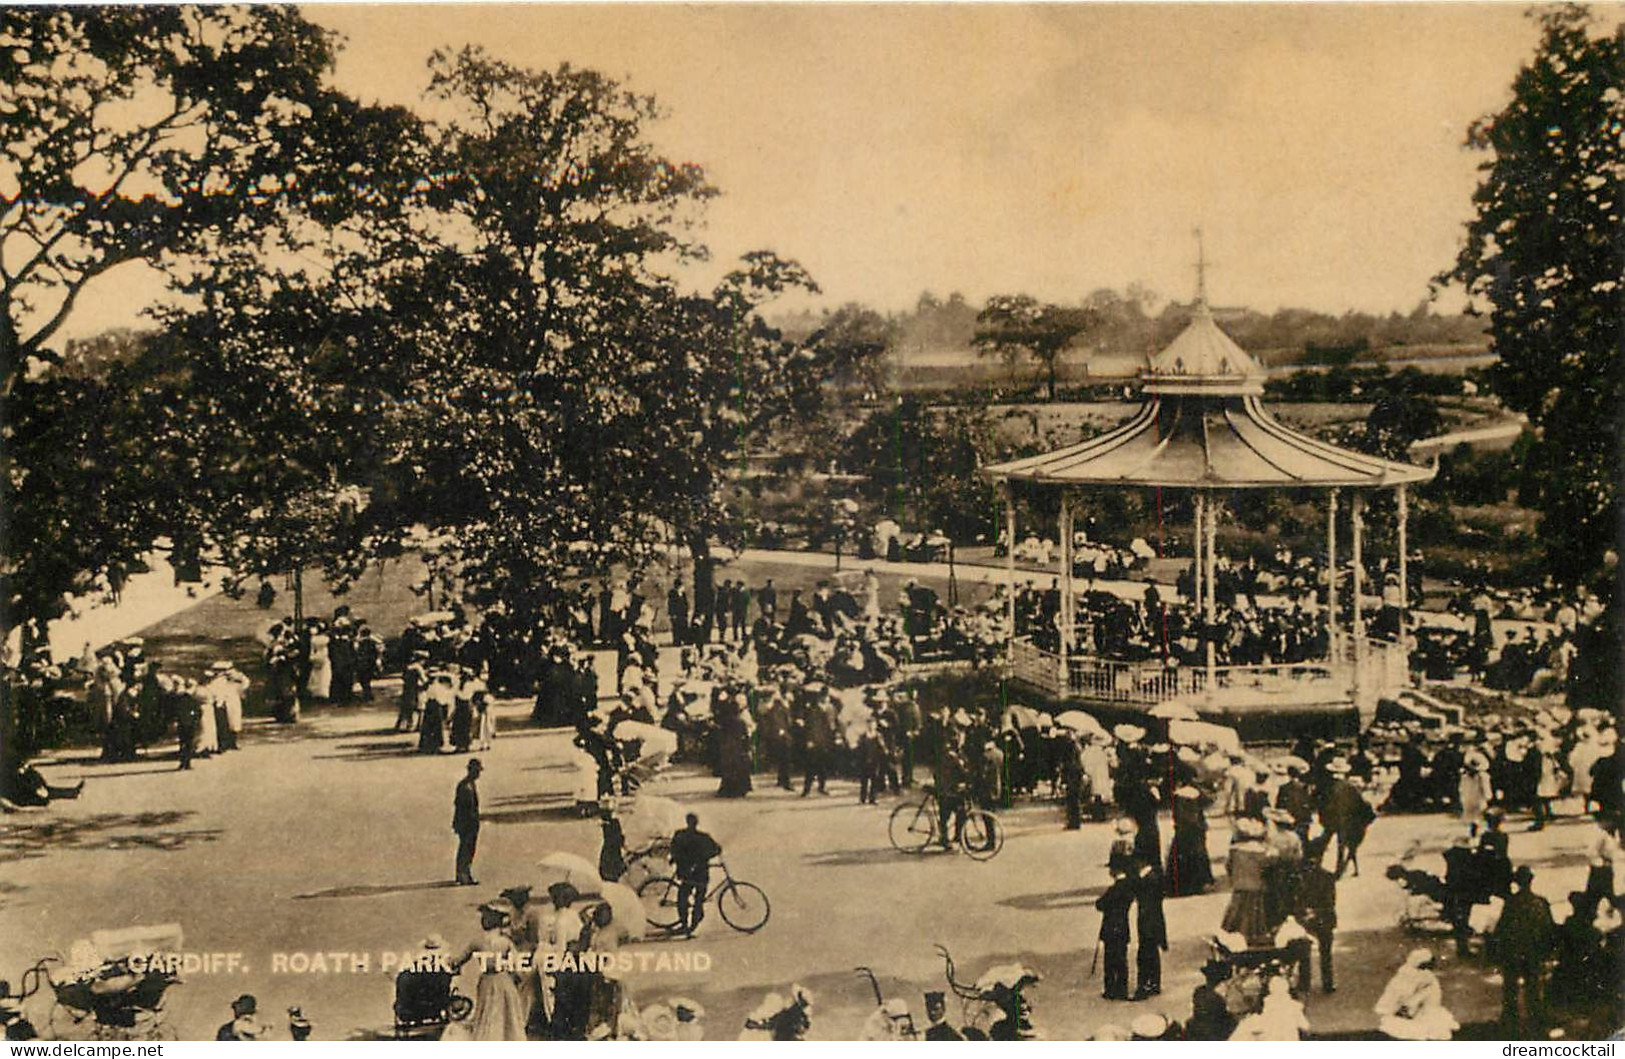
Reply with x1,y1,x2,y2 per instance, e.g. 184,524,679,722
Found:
4,697,1598,1040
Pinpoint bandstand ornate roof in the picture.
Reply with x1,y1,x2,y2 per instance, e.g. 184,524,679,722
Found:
985,301,1436,492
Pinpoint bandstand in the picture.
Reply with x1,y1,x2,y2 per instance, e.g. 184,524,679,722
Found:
984,288,1435,730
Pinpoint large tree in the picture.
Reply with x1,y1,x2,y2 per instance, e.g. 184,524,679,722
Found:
973,294,1099,400
0,7,401,654
1441,3,1623,594
159,48,831,635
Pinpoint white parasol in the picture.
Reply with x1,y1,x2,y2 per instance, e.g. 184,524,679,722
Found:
596,881,645,942
614,720,678,761
974,963,1041,993
1002,704,1043,730
1168,719,1242,755
536,851,601,894
1054,710,1107,737
1149,701,1200,721
622,795,684,846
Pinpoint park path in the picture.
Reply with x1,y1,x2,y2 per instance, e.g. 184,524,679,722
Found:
3,694,1600,1041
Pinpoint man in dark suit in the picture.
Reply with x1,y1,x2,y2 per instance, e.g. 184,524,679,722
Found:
354,625,382,702
716,581,735,642
1096,865,1135,1001
730,582,750,641
1493,865,1555,1033
1133,860,1168,999
669,812,722,936
666,582,689,646
1275,765,1315,841
453,759,483,886
1296,836,1339,993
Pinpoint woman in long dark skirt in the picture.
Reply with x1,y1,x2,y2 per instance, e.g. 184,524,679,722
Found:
1221,817,1271,945
714,693,754,798
419,689,446,754
1167,785,1215,896
449,692,474,753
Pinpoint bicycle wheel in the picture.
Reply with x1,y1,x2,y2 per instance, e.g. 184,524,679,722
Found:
888,800,937,854
716,880,771,934
959,809,1004,861
637,875,684,930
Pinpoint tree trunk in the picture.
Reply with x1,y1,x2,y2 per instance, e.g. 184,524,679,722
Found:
688,531,716,642
288,565,305,723
947,539,958,606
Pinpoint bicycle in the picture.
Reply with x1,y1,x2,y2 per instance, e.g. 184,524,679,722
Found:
637,858,770,934
888,785,1004,861
621,837,671,889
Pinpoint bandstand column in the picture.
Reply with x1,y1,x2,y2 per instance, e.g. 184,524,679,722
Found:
1351,491,1367,702
1351,492,1366,641
1204,492,1218,693
1003,483,1016,664
1326,489,1339,655
1059,492,1073,694
1193,493,1204,610
1397,484,1410,654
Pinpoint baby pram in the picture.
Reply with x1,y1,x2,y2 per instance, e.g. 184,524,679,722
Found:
21,925,186,1040
1207,931,1312,1014
392,968,472,1039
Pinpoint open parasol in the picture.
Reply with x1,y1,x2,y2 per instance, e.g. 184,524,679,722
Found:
1168,719,1241,755
1149,701,1200,721
1002,704,1043,730
974,963,1041,993
1054,710,1106,737
596,881,645,942
536,851,601,894
621,795,684,844
614,720,678,761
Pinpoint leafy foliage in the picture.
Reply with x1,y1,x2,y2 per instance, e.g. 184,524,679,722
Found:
1440,3,1623,593
0,6,408,645
973,295,1100,400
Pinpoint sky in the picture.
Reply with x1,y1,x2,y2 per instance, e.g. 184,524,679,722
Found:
66,2,1559,338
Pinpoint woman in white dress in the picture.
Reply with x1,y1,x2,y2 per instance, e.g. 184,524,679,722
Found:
862,570,881,622
451,903,528,1041
1232,976,1308,1041
1374,949,1458,1040
193,678,219,755
535,883,581,1026
1459,751,1492,821
306,626,332,701
475,689,496,752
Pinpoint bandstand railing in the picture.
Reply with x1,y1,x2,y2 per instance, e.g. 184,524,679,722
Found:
1008,635,1409,708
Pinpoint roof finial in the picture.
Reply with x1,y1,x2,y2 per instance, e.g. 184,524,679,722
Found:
1193,225,1209,308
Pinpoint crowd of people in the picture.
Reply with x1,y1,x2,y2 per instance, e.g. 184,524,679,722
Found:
5,529,1619,1042
262,610,384,719
81,639,250,771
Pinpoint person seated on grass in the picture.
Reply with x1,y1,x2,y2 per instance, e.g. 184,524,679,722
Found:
1374,948,1458,1040
0,758,83,811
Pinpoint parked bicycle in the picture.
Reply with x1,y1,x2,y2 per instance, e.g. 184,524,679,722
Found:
888,785,1004,861
637,858,770,934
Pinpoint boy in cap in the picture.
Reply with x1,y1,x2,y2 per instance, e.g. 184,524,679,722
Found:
1096,865,1136,1001
216,995,266,1040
